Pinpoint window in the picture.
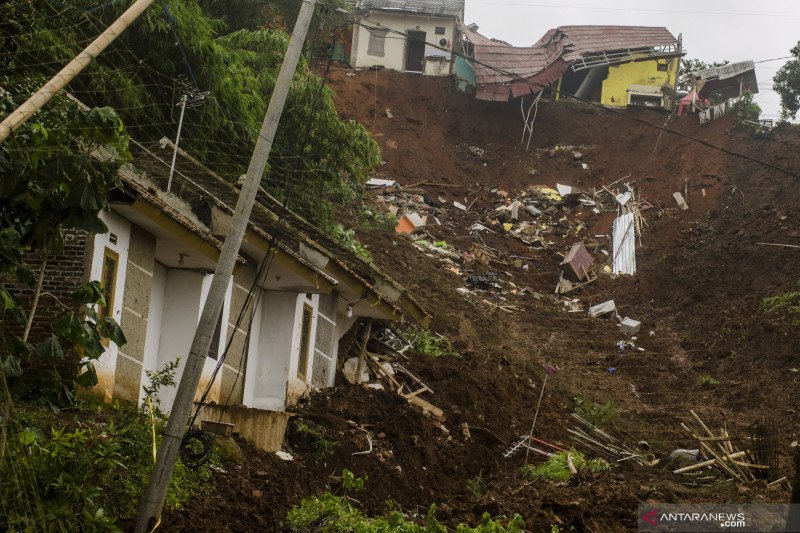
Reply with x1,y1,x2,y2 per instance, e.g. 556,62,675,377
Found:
99,248,118,319
297,304,313,380
207,311,224,360
367,28,388,57
435,26,446,35
657,63,669,72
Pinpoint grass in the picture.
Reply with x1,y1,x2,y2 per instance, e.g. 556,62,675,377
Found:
573,397,617,427
293,418,338,460
520,451,612,482
466,470,487,499
758,288,800,326
698,375,720,386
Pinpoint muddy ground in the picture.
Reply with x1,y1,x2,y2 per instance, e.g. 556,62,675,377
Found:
161,68,800,531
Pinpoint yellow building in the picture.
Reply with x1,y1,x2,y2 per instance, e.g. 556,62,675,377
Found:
600,57,680,108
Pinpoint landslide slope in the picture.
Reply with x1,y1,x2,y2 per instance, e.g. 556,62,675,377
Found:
161,68,800,532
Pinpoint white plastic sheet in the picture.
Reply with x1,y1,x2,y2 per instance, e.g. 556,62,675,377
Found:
612,212,636,275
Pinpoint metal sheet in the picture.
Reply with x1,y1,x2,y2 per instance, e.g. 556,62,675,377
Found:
612,212,636,275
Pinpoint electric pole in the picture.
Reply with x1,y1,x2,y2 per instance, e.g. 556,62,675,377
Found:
0,0,157,143
134,0,317,530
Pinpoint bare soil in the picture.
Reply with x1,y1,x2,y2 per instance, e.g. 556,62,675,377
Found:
160,68,800,532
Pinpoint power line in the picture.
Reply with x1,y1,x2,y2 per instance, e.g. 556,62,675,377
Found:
462,1,800,19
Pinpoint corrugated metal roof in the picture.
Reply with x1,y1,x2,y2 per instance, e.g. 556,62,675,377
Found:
689,60,755,81
359,0,464,17
466,24,679,102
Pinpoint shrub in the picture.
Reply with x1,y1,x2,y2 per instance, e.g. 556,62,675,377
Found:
520,451,612,482
573,397,617,426
758,288,800,326
411,329,459,358
286,470,525,532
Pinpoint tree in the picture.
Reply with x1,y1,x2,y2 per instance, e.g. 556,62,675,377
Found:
3,0,378,227
0,78,128,405
774,42,800,119
678,58,729,93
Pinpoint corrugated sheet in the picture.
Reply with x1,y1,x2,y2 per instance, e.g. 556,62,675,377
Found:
466,24,678,102
689,60,755,81
359,0,464,17
612,212,636,275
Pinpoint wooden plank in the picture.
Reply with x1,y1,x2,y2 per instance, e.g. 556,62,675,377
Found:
406,394,445,421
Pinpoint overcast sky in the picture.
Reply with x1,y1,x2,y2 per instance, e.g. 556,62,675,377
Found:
463,0,799,119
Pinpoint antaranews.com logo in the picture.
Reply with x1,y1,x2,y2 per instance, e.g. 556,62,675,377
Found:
638,504,800,532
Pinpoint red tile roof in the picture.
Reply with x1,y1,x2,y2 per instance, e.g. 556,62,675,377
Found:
466,25,679,102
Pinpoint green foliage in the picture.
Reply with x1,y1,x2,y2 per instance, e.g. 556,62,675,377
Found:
520,451,612,482
331,223,372,261
729,92,762,126
3,0,381,227
411,328,458,358
0,401,216,529
466,470,487,499
698,375,720,386
0,78,128,407
286,476,525,532
341,468,366,492
293,417,338,459
774,42,800,119
758,287,800,326
359,208,398,232
573,397,617,427
142,358,181,417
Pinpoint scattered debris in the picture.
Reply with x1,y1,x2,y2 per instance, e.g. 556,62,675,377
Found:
275,451,294,461
562,243,593,281
619,317,641,335
612,213,636,275
366,178,398,188
396,212,426,234
673,191,689,210
589,300,616,317
569,414,657,467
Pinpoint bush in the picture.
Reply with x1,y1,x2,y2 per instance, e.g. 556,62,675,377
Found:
0,400,216,530
411,329,459,358
286,470,525,532
520,451,612,482
573,397,617,426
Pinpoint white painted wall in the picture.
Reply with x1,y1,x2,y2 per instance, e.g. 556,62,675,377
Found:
353,11,457,74
139,261,166,405
244,292,319,411
91,210,131,402
155,270,232,411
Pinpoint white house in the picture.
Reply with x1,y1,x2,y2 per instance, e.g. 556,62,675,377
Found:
351,0,465,76
36,137,430,452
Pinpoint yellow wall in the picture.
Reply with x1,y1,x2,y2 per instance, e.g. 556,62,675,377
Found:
600,57,679,107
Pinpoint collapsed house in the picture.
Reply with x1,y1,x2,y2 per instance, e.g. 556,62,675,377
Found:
458,24,684,109
677,60,758,116
25,137,429,451
350,0,465,75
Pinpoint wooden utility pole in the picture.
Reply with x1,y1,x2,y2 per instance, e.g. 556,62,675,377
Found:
0,0,156,143
133,1,317,530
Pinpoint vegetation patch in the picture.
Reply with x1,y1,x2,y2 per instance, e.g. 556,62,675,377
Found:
758,288,800,326
286,470,525,532
292,418,339,460
573,397,617,426
411,329,459,358
520,451,612,482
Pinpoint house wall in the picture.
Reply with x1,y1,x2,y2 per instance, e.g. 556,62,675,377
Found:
218,263,260,406
90,210,131,402
243,291,319,411
2,229,93,346
600,57,679,107
352,11,457,75
154,270,231,411
113,224,156,403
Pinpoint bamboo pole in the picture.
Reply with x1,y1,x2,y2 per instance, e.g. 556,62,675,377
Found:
0,0,157,143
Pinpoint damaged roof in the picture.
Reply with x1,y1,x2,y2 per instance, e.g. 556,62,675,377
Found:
358,0,464,17
465,24,681,102
125,138,431,327
686,60,756,82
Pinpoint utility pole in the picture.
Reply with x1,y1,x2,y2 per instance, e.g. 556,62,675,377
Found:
134,1,317,530
0,0,156,144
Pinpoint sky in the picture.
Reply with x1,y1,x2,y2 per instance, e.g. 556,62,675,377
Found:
463,0,800,119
